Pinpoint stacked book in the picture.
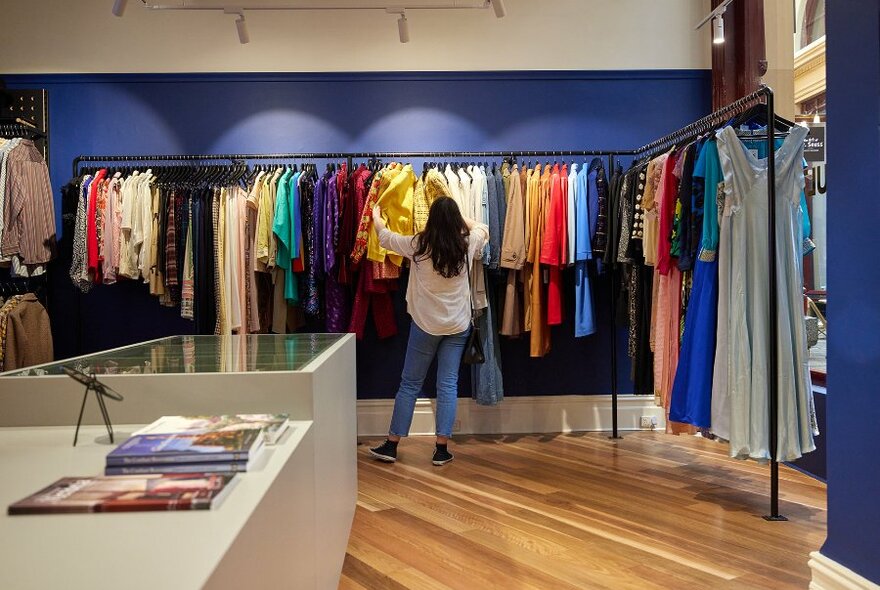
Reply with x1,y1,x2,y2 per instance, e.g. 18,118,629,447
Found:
104,414,289,476
7,414,289,515
8,474,238,514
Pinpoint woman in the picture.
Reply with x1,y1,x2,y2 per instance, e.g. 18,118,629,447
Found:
369,196,489,466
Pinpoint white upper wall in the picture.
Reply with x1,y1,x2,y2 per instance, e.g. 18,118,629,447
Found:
0,0,712,74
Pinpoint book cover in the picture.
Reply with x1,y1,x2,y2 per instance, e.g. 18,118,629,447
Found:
105,461,250,476
106,428,264,466
8,474,238,515
131,414,290,444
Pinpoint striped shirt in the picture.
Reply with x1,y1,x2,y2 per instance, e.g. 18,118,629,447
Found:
1,140,56,264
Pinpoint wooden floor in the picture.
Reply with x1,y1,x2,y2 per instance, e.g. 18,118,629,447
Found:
341,432,826,590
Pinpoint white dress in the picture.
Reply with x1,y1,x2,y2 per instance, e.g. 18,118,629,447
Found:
715,124,817,462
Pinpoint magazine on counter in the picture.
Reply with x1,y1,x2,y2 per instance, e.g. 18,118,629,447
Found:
8,474,238,514
131,414,290,445
105,460,251,476
106,428,265,466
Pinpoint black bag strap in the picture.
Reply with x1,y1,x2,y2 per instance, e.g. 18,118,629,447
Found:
464,244,476,324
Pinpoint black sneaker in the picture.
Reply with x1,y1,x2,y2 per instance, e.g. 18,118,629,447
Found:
369,440,398,462
432,446,454,466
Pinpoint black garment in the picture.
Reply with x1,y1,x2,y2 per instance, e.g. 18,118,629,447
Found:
632,264,655,395
593,162,609,257
603,163,623,266
675,141,700,272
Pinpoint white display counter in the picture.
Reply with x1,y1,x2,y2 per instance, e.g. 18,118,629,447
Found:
0,333,357,590
0,422,316,590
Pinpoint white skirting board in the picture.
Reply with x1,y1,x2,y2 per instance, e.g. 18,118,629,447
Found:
809,552,880,590
356,394,665,437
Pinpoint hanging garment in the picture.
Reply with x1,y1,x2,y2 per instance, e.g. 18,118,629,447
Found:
669,139,720,429
499,164,525,338
574,162,597,337
0,139,23,262
272,168,297,305
486,166,501,269
1,292,52,371
493,166,507,255
567,163,578,264
102,172,122,284
181,196,195,321
715,124,816,462
351,167,388,265
527,165,551,357
593,161,609,258
86,168,107,283
540,164,565,326
69,175,93,292
368,164,415,266
1,140,56,265
472,268,504,406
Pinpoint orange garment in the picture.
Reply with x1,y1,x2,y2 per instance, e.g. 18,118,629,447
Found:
527,165,551,357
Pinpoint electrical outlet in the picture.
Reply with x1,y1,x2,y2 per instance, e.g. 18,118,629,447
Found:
452,420,462,432
640,416,658,430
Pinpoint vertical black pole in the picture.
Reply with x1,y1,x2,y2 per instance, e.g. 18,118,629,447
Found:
608,154,621,440
763,88,786,521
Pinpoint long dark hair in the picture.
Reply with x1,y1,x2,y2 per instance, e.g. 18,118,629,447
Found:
413,196,469,278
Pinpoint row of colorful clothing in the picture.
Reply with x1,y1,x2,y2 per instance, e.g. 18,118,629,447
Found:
0,292,53,372
64,156,612,404
0,137,57,277
606,124,817,461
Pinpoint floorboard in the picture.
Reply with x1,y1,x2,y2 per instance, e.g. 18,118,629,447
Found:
341,432,826,589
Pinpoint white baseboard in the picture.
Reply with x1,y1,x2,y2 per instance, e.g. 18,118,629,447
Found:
356,394,665,437
810,552,880,590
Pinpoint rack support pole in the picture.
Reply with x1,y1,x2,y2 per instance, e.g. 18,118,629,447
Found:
762,87,787,522
607,155,622,440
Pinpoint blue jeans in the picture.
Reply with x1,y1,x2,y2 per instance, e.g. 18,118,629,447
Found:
389,322,470,438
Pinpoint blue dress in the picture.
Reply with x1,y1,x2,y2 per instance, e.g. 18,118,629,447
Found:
668,139,722,428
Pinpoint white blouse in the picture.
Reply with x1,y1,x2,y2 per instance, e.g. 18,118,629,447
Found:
378,223,489,336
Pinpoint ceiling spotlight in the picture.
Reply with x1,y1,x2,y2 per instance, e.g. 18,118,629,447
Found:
111,0,128,17
712,15,725,44
235,14,249,44
491,0,506,18
397,12,410,43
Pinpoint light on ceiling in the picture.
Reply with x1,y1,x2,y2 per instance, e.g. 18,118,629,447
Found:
112,0,128,17
397,12,410,44
492,0,506,18
712,15,725,44
813,111,821,124
235,13,250,44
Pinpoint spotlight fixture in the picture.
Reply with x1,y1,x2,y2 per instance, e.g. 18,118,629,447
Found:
813,111,821,124
491,0,506,18
397,12,410,43
235,14,249,44
111,0,128,17
224,8,249,44
712,15,725,44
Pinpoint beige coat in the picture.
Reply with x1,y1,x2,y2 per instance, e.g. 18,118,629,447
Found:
500,164,525,270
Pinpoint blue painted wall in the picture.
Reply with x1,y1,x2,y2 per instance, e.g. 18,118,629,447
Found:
4,70,710,398
822,0,880,583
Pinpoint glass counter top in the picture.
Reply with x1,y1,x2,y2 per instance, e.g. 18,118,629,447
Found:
3,334,345,376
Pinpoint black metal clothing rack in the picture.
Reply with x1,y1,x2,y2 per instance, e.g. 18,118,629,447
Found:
69,86,788,520
625,86,786,520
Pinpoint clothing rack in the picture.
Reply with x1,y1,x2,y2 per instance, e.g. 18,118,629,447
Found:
628,85,787,521
70,87,791,521
72,148,628,441
73,150,628,178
